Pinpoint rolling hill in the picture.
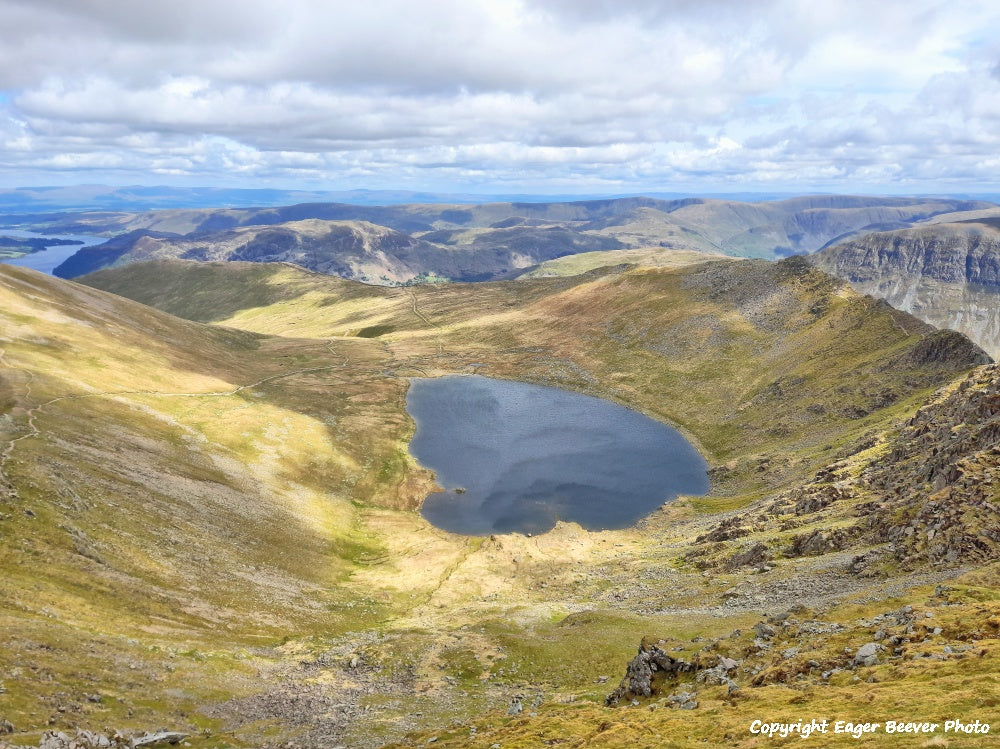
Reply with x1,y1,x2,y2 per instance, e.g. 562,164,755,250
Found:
17,195,994,284
51,218,624,283
1,257,997,748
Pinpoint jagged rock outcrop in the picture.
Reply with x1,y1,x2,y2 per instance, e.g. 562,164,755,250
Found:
859,363,1000,567
605,639,698,705
796,361,1000,569
904,330,993,368
695,358,999,572
726,542,771,569
786,528,853,557
696,515,749,543
813,220,1000,357
603,638,744,708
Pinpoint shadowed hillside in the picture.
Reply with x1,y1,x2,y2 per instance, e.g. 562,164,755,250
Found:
52,219,623,284
0,263,440,744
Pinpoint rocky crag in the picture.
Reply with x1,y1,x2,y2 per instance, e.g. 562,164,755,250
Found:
813,219,1000,358
689,356,999,575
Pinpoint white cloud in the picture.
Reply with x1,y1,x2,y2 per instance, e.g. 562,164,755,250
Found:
1,0,1000,192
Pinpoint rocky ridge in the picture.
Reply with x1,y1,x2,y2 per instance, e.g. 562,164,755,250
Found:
693,360,1000,573
812,220,1000,357
861,363,1000,567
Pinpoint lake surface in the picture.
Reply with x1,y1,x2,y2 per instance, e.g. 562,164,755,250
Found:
0,230,104,274
406,375,709,536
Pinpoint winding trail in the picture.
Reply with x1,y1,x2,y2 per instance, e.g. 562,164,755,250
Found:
408,288,445,356
0,347,33,496
0,349,354,496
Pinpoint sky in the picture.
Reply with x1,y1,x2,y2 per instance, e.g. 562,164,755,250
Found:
2,0,1000,196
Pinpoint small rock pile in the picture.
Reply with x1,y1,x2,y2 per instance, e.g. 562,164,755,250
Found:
605,639,697,705
605,639,740,707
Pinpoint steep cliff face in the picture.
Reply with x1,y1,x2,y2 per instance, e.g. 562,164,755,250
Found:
812,221,1000,357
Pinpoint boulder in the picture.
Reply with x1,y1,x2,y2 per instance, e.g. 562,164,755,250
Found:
507,697,522,716
853,643,882,667
753,622,776,640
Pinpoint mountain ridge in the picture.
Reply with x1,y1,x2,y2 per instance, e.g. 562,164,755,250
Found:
812,219,1000,357
21,195,993,284
53,218,625,283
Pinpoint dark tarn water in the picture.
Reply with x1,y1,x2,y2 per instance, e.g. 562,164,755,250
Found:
406,375,709,536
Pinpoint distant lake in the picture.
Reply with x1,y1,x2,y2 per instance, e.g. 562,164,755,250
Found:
406,375,709,536
0,230,104,274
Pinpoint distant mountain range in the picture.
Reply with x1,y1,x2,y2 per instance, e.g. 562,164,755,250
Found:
24,194,991,281
7,191,1000,358
0,185,839,213
51,218,624,283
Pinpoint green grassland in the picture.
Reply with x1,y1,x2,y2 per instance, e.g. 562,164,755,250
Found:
1,257,996,748
516,246,734,278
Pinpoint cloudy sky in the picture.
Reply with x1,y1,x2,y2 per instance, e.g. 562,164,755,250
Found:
2,0,1000,195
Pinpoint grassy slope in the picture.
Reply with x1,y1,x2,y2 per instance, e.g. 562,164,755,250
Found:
83,258,974,497
2,258,995,747
516,246,733,278
0,264,445,741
